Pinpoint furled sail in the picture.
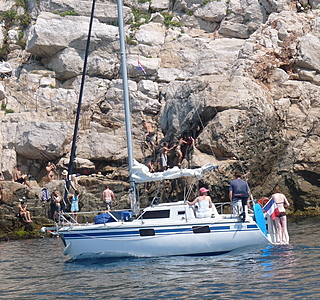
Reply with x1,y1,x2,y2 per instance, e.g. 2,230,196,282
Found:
131,159,217,183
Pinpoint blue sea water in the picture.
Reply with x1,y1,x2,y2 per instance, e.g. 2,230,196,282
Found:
0,217,319,299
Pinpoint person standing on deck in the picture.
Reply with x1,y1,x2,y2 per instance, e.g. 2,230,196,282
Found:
102,185,116,211
229,171,251,221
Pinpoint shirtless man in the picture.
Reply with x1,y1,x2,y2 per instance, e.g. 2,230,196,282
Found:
147,159,156,172
161,142,176,170
176,138,188,166
102,185,116,211
142,120,155,150
13,165,31,189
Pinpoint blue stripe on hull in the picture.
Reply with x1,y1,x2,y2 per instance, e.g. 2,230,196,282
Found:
61,224,259,240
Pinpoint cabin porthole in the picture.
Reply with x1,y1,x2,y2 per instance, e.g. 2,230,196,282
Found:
192,226,211,234
139,228,155,236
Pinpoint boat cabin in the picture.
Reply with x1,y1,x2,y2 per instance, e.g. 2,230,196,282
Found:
137,201,218,221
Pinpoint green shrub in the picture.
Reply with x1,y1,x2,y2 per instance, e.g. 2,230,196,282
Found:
1,103,14,114
0,9,17,26
15,230,28,237
162,12,182,28
18,13,31,28
126,36,138,46
201,0,212,6
59,10,78,17
15,0,27,8
131,9,151,28
0,44,9,60
16,37,27,49
0,8,31,29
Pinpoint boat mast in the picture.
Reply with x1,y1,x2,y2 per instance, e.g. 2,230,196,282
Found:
117,0,139,214
64,0,96,203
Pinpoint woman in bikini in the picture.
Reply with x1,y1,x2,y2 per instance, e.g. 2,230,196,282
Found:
46,162,56,181
272,185,290,245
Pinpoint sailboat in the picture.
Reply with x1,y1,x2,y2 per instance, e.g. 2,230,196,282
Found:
58,0,278,259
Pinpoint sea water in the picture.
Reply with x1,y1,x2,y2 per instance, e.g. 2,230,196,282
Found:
0,217,319,299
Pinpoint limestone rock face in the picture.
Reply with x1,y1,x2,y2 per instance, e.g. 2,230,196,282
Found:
194,1,227,23
0,0,319,222
296,34,320,72
26,12,119,68
1,120,71,160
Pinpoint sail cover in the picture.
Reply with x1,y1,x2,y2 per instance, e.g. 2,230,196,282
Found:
132,159,216,183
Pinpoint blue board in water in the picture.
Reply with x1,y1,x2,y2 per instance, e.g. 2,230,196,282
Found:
253,203,267,236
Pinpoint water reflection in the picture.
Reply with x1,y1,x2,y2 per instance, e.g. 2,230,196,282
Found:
259,245,297,279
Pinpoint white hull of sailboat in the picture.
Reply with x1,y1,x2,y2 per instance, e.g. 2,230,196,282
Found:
59,215,269,259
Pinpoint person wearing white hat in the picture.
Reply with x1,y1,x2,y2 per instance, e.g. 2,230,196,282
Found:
188,187,215,218
61,170,78,188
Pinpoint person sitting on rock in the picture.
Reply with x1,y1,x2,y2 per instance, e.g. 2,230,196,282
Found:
13,165,31,189
17,199,32,223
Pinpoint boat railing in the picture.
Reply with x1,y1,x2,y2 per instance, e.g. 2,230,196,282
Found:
214,202,231,215
53,200,257,227
213,199,258,215
56,210,133,226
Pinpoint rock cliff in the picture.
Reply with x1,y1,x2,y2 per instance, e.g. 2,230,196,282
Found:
0,0,320,233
